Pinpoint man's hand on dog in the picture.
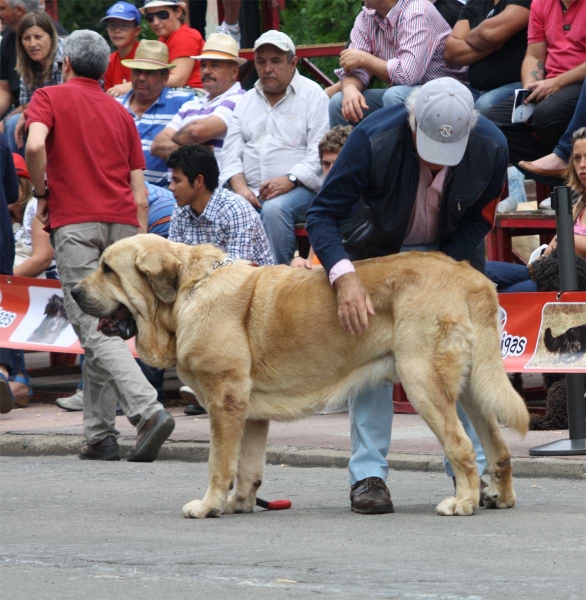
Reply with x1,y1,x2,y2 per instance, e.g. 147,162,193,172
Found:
334,272,375,336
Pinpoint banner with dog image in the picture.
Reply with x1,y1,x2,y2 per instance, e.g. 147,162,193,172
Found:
0,276,583,371
0,276,136,355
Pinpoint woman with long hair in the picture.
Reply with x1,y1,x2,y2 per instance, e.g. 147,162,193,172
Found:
141,0,203,89
0,11,64,154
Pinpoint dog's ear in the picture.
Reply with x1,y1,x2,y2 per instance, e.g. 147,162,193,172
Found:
135,251,182,304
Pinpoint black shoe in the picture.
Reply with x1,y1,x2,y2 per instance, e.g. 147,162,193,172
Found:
184,403,207,416
126,410,175,463
452,476,489,507
350,477,394,514
79,435,120,461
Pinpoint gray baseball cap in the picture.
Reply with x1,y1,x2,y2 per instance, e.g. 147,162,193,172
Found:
415,78,474,167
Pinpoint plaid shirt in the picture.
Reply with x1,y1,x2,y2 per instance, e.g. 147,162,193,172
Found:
168,188,274,266
335,0,466,88
19,37,64,106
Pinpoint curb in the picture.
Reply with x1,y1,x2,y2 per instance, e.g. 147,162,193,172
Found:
1,433,585,479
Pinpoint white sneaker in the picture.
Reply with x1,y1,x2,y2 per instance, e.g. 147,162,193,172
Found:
56,389,83,411
538,197,552,209
497,197,518,213
217,21,241,47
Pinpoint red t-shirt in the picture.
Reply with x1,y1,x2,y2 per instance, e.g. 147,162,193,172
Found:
26,78,145,229
162,24,204,88
527,0,586,79
104,41,139,90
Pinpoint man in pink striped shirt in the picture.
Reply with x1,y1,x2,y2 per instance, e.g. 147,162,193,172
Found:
330,0,467,127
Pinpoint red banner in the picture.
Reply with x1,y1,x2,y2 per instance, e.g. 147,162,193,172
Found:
0,275,584,373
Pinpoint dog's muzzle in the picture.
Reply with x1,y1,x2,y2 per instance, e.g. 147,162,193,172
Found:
97,304,138,340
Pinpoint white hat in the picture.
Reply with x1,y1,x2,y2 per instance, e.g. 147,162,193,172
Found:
191,33,247,66
253,30,295,54
415,78,475,167
139,0,186,15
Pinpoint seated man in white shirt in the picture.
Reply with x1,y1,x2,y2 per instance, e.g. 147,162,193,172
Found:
219,30,330,265
150,33,246,168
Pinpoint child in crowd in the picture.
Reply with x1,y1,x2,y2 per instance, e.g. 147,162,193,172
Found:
290,125,353,270
102,2,142,98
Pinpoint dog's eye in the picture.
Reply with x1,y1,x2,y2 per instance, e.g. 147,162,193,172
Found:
102,262,113,275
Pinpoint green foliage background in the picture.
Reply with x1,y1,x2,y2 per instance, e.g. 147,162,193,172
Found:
281,0,361,83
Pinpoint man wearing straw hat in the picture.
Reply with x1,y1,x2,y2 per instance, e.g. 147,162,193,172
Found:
151,33,246,169
118,39,194,187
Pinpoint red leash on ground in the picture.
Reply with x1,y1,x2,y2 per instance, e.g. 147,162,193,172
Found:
255,497,292,510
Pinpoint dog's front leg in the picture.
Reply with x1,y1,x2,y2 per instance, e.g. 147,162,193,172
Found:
182,392,248,519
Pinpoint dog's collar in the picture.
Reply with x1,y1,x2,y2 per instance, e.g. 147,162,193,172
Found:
211,258,236,271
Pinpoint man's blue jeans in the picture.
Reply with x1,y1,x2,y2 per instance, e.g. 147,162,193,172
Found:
485,261,536,293
260,185,315,265
472,82,520,114
4,112,24,157
348,242,486,485
329,86,416,128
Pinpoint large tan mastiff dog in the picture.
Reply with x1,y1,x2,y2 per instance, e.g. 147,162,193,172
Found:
72,234,529,519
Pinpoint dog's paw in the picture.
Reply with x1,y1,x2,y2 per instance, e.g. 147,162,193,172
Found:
482,486,516,509
224,494,255,514
182,499,222,519
436,496,476,516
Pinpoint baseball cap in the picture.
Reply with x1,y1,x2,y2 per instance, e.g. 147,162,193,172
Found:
415,78,475,167
140,0,186,14
13,154,30,180
101,2,141,24
253,30,295,54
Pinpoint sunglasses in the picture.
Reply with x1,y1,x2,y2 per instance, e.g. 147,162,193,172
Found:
145,9,171,22
106,21,137,31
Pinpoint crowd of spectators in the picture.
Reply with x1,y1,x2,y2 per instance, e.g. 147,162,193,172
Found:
0,0,584,509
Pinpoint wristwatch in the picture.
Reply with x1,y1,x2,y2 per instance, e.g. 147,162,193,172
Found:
287,173,299,187
32,188,48,199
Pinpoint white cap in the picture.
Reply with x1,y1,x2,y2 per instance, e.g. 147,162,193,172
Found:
253,30,295,54
415,78,474,167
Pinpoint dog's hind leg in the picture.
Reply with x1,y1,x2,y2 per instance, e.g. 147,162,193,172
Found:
182,382,250,519
225,419,270,514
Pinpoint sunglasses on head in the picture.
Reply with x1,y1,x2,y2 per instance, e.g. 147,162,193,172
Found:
145,9,171,22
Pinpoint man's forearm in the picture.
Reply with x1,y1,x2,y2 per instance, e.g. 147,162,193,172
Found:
229,173,248,192
341,76,366,93
25,143,47,193
151,129,179,160
521,55,545,87
359,55,391,83
130,169,148,233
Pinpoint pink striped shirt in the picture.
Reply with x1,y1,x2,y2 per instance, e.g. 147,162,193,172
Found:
336,0,467,88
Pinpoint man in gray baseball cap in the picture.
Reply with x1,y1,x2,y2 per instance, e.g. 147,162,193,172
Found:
306,77,509,515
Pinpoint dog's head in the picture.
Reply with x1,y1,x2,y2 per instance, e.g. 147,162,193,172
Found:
71,234,228,368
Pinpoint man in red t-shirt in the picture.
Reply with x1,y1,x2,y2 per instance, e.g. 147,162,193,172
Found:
102,1,142,98
25,30,175,463
484,0,586,166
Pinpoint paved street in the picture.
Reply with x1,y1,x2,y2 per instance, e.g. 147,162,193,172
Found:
1,457,584,600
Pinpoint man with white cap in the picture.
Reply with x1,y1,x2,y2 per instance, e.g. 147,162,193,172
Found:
151,32,246,168
220,30,329,265
306,78,508,515
118,39,194,187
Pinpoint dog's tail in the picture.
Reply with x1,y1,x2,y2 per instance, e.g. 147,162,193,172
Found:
467,287,530,437
543,327,558,353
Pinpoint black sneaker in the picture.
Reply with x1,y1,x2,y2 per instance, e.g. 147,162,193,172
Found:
184,404,207,416
79,435,120,461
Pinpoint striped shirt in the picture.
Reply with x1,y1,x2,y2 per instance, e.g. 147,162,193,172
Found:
119,86,194,187
166,82,246,169
146,181,176,238
335,0,467,88
168,187,274,266
19,37,64,106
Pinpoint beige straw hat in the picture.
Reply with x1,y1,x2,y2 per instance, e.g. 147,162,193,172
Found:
121,40,176,70
191,33,247,66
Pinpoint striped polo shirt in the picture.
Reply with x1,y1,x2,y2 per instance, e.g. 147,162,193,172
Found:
166,82,246,169
146,181,176,238
119,86,194,187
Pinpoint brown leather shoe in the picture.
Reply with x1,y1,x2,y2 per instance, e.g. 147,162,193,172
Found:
452,476,489,507
126,410,175,463
79,435,120,461
350,477,394,514
517,161,566,184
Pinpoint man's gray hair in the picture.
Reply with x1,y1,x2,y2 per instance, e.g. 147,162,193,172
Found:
63,30,110,81
405,87,479,132
7,0,41,10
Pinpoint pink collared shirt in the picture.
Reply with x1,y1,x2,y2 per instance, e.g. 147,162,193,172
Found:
329,160,448,285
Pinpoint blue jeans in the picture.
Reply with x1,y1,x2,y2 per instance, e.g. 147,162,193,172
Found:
554,78,586,163
485,261,536,293
472,82,520,114
329,86,417,128
349,242,486,484
260,185,315,265
4,112,24,157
